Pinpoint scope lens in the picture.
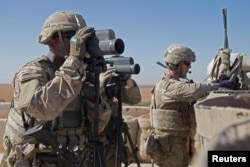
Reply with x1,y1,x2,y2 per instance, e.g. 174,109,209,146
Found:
134,64,140,74
114,39,125,54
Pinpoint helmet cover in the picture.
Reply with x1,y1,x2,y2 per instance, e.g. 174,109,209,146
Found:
163,44,196,66
39,11,87,44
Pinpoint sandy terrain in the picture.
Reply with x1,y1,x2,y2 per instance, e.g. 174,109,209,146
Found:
139,85,153,102
0,84,14,102
0,83,153,103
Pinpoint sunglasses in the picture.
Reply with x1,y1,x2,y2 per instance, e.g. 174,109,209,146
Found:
183,61,191,67
52,30,76,40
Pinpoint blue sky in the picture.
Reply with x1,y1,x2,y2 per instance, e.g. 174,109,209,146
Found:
1,1,250,85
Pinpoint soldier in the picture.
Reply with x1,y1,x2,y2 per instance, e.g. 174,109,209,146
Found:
0,11,111,167
145,44,220,167
100,66,142,166
100,66,142,107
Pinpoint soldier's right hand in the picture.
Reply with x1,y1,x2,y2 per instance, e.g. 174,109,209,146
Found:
100,66,116,93
70,27,94,60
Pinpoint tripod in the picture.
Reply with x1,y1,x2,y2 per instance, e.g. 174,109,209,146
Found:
80,57,107,167
105,75,141,167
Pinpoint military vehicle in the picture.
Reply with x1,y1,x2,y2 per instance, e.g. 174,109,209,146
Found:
193,8,250,166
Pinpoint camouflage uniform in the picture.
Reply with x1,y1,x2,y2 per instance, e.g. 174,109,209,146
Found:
146,44,218,167
1,11,111,167
1,56,111,167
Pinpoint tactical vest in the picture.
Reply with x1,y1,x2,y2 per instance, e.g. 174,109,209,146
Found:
4,56,87,150
151,106,190,132
51,97,88,150
150,75,193,133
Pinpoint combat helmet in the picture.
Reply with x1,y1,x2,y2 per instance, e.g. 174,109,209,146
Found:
39,11,87,44
163,44,196,70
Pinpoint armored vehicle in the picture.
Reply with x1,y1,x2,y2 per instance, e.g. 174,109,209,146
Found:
193,8,250,166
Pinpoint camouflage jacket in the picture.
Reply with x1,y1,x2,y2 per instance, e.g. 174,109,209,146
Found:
3,55,111,149
151,73,216,108
150,73,216,131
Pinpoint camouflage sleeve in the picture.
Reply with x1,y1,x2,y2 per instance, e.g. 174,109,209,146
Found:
20,56,85,121
122,78,142,105
161,79,218,102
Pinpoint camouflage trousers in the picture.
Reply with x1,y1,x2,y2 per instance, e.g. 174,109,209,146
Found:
146,129,189,167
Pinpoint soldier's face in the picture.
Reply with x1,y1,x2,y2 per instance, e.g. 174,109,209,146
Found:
180,61,191,78
50,31,75,56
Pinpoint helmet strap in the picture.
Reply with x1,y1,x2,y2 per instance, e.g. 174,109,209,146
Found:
58,31,69,58
49,47,64,58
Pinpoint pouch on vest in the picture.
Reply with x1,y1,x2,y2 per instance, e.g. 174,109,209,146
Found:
63,110,82,128
145,129,161,156
51,110,82,130
145,129,171,162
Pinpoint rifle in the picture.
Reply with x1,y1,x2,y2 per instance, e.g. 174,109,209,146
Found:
23,124,82,167
210,8,231,80
209,9,246,89
156,61,167,69
223,8,229,49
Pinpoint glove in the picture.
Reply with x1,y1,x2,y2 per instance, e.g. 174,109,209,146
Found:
100,67,116,92
100,67,117,99
211,75,229,83
219,80,237,90
219,74,238,90
70,27,94,60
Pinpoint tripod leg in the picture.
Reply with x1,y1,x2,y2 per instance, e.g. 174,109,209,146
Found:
115,119,122,167
122,122,141,167
86,140,104,167
78,144,92,167
78,140,105,167
96,142,105,167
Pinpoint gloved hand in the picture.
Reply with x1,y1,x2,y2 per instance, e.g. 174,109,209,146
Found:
219,74,238,90
100,67,116,91
219,80,237,90
70,27,94,60
212,75,229,83
100,67,117,99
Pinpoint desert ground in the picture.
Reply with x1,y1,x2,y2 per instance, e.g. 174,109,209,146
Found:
0,83,153,103
0,84,14,102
